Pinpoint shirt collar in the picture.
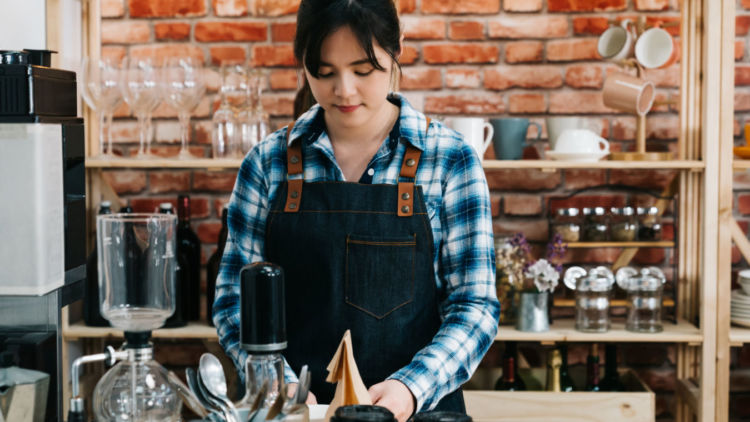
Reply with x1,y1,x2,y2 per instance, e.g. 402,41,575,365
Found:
286,93,430,151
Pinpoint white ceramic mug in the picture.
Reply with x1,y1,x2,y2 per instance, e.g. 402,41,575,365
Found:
597,19,634,61
554,129,610,154
445,117,494,160
546,117,584,150
635,24,675,69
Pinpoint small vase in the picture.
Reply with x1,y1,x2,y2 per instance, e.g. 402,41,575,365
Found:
516,291,549,332
496,271,519,325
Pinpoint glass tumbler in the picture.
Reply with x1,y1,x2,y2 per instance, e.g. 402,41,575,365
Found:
616,266,666,333
564,266,614,332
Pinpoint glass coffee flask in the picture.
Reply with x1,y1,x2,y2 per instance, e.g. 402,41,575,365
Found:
564,266,615,333
616,266,667,333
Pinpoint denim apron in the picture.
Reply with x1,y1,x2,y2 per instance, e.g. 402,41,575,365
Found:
264,119,465,413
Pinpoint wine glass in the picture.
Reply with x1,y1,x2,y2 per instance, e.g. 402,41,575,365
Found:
122,57,161,159
212,64,245,158
81,57,123,159
238,69,270,154
163,57,206,160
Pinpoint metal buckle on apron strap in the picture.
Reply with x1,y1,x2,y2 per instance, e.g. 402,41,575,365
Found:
285,123,303,213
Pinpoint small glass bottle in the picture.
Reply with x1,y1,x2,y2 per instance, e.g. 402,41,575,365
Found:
637,206,662,241
610,207,637,241
551,208,581,242
583,206,608,241
585,344,601,392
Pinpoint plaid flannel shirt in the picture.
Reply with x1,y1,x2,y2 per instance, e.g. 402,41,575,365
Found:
213,93,499,411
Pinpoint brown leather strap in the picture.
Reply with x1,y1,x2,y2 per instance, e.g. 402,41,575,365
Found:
397,117,431,217
285,123,303,213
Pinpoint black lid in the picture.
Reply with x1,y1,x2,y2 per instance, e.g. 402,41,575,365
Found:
1,50,28,65
332,405,396,422
240,262,287,353
412,412,472,422
23,49,55,67
123,331,152,349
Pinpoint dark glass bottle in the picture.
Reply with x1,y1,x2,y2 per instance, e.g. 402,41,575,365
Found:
494,342,525,391
177,195,202,321
206,207,228,327
600,344,624,392
83,201,112,327
585,344,601,392
161,203,187,328
559,343,575,392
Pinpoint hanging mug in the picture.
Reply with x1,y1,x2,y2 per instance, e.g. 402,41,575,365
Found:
597,19,635,61
635,23,677,69
603,72,655,116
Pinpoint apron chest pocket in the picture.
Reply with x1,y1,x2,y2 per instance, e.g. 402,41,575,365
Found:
345,233,416,319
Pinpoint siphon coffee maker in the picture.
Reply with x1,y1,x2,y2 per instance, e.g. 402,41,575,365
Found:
67,213,182,422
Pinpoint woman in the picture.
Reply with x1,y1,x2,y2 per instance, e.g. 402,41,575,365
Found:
213,0,499,420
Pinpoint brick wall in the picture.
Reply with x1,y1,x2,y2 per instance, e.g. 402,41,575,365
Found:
98,0,685,419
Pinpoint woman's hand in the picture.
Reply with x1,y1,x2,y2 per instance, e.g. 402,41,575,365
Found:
286,382,318,404
368,380,415,422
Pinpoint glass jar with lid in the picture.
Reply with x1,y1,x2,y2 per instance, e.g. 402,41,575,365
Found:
583,206,608,241
551,208,581,242
610,207,637,242
616,266,667,333
564,266,615,332
637,206,662,241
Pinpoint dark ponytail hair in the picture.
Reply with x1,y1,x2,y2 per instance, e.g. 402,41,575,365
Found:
292,0,402,118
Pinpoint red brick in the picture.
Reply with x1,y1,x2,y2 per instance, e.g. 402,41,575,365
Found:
151,96,211,118
547,39,599,61
421,0,500,14
484,66,562,90
503,0,542,11
611,117,637,140
213,0,247,16
647,115,680,140
737,92,750,112
573,17,610,35
210,46,247,65
423,43,499,64
445,68,481,88
102,46,127,62
270,69,298,90
424,94,505,114
485,169,560,190
261,94,295,116
155,22,191,40
564,169,607,189
633,248,667,265
195,22,267,42
738,16,750,36
609,170,677,190
149,146,207,158
505,41,543,63
738,40,746,61
250,0,299,16
744,0,750,9
400,67,442,90
400,45,419,65
548,0,626,12
504,195,543,216
643,65,681,88
129,0,207,17
197,222,222,244
102,0,124,17
102,171,146,194
213,199,230,217
738,66,750,86
493,220,548,242
102,22,150,44
635,0,669,10
508,93,546,114
271,21,296,42
130,44,205,63
193,171,237,192
149,171,191,193
645,16,680,36
251,44,296,67
565,64,603,88
566,248,623,264
403,17,445,40
449,21,485,40
489,16,568,39
549,91,608,114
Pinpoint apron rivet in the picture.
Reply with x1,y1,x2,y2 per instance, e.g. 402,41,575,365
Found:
401,193,410,200
290,155,300,164
406,158,415,167
289,203,297,210
401,205,410,213
291,191,299,199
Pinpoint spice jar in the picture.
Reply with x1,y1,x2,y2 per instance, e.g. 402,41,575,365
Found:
637,206,662,241
564,266,615,333
616,266,666,333
610,207,637,241
583,207,608,242
551,208,581,242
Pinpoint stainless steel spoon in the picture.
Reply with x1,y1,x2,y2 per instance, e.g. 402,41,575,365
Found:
200,353,241,422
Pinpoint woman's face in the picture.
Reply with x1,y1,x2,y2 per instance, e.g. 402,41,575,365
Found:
305,26,396,129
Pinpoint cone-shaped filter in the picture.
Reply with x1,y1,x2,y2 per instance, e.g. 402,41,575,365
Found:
240,262,287,353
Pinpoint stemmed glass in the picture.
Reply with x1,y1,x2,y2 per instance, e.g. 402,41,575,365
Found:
81,57,123,159
122,57,161,159
238,69,270,154
212,64,245,158
163,57,206,160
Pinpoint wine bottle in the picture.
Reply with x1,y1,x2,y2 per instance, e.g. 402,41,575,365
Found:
83,201,112,327
585,343,601,392
206,207,228,327
559,343,575,392
177,195,202,321
495,341,526,391
161,203,187,328
600,344,624,392
545,348,562,392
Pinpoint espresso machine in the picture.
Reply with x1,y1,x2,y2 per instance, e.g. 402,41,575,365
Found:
0,49,85,422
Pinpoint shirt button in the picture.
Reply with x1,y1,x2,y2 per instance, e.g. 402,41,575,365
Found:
367,168,374,176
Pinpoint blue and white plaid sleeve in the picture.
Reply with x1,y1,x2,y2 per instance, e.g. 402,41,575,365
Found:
387,142,500,412
212,137,299,386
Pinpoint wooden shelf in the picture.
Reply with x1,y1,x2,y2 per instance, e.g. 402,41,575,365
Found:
734,159,750,170
496,318,701,344
565,241,674,248
729,327,750,347
85,158,243,169
482,160,704,170
63,321,218,340
553,298,676,308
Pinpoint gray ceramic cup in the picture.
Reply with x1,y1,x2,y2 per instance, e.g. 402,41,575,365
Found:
490,118,542,160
